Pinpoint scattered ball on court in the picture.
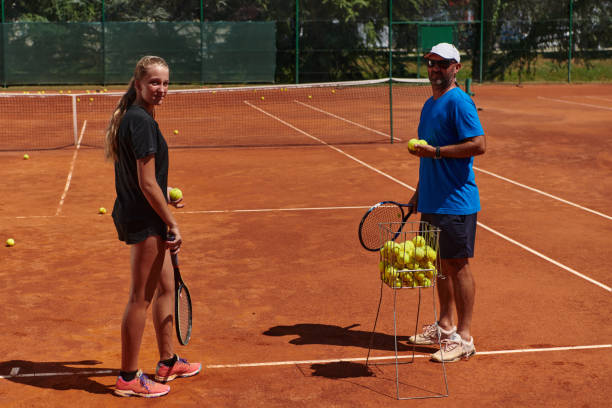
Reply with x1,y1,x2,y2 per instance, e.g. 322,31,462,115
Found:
98,207,107,214
6,238,15,247
261,96,265,100
89,97,94,102
169,188,183,201
174,129,179,135
23,154,30,160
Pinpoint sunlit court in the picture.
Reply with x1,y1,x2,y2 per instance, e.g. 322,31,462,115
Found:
1,80,610,406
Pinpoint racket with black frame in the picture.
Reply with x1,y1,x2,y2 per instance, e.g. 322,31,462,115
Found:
358,201,414,251
168,234,192,345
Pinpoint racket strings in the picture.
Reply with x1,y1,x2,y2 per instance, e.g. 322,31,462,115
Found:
177,288,191,340
362,205,403,248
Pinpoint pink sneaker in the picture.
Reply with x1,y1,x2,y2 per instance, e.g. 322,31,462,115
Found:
114,369,170,398
155,356,202,383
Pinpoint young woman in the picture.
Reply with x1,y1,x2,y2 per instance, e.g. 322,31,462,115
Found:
105,56,201,398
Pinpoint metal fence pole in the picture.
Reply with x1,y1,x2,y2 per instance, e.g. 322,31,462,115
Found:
295,0,299,84
479,0,483,83
389,0,394,144
568,0,573,83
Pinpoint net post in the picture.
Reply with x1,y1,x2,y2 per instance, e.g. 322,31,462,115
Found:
71,95,78,146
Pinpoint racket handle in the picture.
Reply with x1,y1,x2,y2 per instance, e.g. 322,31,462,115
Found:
167,233,179,266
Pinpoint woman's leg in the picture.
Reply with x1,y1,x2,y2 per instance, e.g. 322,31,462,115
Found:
153,249,175,361
120,235,166,372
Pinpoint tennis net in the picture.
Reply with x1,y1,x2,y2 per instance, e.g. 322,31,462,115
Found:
0,78,432,151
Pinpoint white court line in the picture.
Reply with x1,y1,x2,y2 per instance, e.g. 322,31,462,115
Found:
1,345,608,378
474,166,612,221
206,344,611,369
586,96,612,103
293,100,400,141
245,102,611,293
55,120,87,216
537,96,612,110
0,369,113,379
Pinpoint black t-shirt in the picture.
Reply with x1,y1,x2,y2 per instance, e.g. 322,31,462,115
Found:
112,105,169,224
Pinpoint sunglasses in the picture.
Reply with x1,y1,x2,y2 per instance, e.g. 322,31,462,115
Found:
426,59,456,69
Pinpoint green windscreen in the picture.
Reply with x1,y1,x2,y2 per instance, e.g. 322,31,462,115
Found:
418,25,455,52
1,21,276,85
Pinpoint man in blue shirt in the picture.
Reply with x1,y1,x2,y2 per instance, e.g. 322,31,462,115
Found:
407,43,486,362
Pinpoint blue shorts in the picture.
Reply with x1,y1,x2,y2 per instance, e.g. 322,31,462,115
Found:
113,217,167,245
420,213,477,259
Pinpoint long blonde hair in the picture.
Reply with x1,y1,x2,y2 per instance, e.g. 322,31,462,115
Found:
104,56,169,161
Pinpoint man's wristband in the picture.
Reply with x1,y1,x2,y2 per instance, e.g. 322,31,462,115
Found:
434,146,441,159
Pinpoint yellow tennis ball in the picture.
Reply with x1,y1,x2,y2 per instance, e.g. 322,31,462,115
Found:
261,96,265,100
6,238,15,247
414,247,426,261
412,235,426,247
174,129,179,135
425,246,437,261
23,154,30,160
418,139,428,145
378,261,386,274
98,207,106,214
407,138,419,151
169,188,183,201
308,95,312,99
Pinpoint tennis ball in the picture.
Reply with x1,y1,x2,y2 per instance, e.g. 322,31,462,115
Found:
98,207,106,214
414,247,426,261
425,246,437,261
418,139,428,145
391,279,402,288
89,97,94,102
407,138,419,151
23,154,30,160
378,261,386,274
169,188,183,201
174,129,179,135
412,235,426,247
6,238,15,247
261,96,265,100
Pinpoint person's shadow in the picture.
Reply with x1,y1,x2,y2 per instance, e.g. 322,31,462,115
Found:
263,323,434,353
0,360,116,395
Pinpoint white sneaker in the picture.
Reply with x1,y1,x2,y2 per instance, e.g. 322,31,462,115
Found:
408,322,456,345
430,333,476,362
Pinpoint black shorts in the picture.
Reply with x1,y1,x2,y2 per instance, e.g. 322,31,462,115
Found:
420,213,477,259
113,217,167,245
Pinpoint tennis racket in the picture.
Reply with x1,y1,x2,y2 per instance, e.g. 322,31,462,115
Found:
358,201,414,251
168,235,192,346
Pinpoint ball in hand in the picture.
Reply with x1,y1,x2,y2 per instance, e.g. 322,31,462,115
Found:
407,139,419,151
169,188,183,201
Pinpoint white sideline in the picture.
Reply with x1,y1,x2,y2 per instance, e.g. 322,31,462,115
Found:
1,345,609,378
55,120,87,216
537,96,612,110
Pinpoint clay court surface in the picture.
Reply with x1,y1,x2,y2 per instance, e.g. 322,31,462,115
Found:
0,83,610,407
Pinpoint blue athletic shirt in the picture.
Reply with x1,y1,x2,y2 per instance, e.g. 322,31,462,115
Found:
417,87,483,215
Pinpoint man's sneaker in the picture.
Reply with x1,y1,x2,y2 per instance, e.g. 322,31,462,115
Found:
430,333,476,362
155,356,202,383
114,369,170,398
407,322,456,345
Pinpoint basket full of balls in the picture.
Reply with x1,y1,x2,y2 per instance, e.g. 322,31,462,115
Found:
378,221,440,289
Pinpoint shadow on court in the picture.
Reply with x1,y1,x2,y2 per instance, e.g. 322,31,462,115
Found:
0,360,116,395
263,323,435,353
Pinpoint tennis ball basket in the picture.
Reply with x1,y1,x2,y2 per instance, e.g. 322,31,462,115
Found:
366,220,449,400
377,221,441,289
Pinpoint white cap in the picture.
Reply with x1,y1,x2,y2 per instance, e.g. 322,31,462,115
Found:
425,43,460,63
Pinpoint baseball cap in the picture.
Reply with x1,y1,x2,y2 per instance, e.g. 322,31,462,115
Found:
424,43,460,63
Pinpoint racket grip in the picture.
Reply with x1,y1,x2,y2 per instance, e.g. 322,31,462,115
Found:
167,233,179,266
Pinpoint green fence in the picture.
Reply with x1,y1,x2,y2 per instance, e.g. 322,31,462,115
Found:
0,1,609,85
0,21,276,85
